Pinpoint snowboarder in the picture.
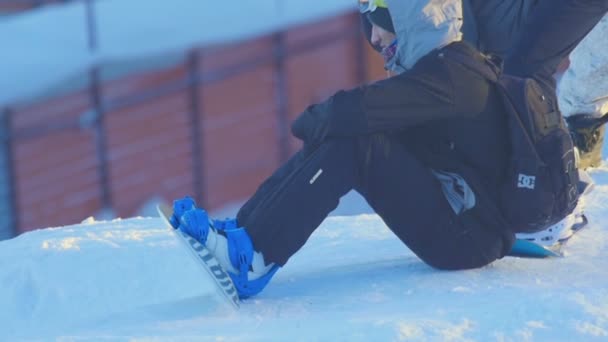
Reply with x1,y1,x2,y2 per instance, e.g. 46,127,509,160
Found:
170,0,608,299
361,0,606,246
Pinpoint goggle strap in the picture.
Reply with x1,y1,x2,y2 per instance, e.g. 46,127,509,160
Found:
358,0,377,14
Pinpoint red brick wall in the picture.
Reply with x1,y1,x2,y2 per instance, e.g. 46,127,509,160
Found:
12,12,388,234
106,92,195,219
12,90,101,231
0,0,67,14
201,66,279,209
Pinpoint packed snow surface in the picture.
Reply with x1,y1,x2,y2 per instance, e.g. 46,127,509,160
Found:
1,164,608,340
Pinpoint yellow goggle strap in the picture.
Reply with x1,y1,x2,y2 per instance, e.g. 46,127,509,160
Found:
358,0,388,14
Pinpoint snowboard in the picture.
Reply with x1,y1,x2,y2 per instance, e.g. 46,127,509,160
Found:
508,213,588,258
157,205,240,310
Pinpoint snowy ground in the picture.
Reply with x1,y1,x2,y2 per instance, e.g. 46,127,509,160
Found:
1,158,608,341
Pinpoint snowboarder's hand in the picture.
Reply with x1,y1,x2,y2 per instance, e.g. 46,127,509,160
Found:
291,89,366,147
291,103,331,148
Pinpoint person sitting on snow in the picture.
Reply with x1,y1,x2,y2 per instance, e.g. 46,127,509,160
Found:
362,0,606,246
168,0,608,299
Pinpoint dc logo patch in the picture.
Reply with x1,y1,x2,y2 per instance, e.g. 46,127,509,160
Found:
518,174,536,190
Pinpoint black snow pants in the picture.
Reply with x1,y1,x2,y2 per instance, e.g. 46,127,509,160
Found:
235,0,608,270
236,135,512,270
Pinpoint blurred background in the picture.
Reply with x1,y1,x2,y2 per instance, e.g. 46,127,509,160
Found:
0,0,388,239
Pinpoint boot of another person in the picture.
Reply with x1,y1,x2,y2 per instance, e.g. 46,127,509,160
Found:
567,112,607,169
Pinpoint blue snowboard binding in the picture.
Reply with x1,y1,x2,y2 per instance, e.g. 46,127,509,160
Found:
171,197,279,298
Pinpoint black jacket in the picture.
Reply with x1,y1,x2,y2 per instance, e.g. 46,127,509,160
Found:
295,0,608,147
293,41,508,195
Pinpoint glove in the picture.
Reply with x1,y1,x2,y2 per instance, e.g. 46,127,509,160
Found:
291,89,366,148
291,103,331,148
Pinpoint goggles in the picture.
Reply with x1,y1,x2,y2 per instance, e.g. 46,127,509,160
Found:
358,0,387,14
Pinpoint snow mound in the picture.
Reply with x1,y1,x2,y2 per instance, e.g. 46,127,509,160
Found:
1,166,608,340
0,217,228,339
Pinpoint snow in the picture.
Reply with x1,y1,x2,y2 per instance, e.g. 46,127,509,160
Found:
0,0,355,107
2,166,608,340
0,217,230,339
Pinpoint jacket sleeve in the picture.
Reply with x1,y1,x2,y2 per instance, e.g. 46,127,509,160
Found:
327,49,478,138
292,44,492,142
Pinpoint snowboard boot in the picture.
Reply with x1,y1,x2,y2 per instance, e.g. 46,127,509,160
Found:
567,112,608,169
515,174,593,247
170,197,279,298
515,210,588,246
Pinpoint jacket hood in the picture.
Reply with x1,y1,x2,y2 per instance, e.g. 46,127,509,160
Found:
384,0,463,72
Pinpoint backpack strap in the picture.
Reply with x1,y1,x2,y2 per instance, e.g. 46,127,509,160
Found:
443,46,502,83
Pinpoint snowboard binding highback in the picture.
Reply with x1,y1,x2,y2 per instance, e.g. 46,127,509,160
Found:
567,112,608,169
170,197,279,299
